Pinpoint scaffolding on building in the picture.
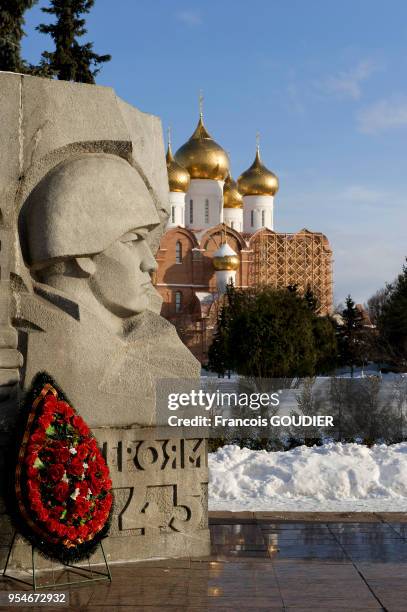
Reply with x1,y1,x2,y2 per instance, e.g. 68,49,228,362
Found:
249,229,333,314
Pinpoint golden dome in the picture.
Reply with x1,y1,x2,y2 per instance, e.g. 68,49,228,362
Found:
213,242,239,271
174,115,229,181
166,142,190,193
223,173,243,209
238,148,279,196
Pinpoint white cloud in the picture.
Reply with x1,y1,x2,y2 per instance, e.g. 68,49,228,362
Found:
318,60,378,100
339,185,385,206
357,96,407,134
176,9,202,26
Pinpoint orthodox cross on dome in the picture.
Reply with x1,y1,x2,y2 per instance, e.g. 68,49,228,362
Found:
221,222,228,245
256,131,260,153
199,89,204,119
167,125,172,147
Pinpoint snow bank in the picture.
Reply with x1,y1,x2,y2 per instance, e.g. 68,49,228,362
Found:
209,442,407,512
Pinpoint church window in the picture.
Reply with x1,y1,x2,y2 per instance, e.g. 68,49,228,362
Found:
189,199,193,224
261,210,265,227
175,291,182,313
171,206,175,223
231,221,234,229
176,241,182,263
251,210,254,227
205,199,209,223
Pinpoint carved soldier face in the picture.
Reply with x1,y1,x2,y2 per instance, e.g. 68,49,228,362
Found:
90,229,158,317
20,154,163,321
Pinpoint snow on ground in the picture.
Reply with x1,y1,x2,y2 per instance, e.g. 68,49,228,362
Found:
209,442,407,512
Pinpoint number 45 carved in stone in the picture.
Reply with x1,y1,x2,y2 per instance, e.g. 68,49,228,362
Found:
120,482,204,534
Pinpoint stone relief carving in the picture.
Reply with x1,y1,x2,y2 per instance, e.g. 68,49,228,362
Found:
0,73,209,561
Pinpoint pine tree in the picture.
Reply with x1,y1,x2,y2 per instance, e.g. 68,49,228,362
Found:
378,260,407,368
336,295,365,377
304,286,318,313
207,307,230,376
207,286,318,378
37,0,111,83
0,0,37,73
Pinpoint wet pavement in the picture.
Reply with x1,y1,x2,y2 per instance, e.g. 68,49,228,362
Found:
1,512,407,611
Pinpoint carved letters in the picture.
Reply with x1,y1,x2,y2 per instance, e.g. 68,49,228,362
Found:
96,434,208,537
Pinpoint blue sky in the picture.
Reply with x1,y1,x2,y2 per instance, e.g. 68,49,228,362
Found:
21,0,407,306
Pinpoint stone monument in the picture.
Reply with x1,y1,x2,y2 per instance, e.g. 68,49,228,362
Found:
0,72,209,565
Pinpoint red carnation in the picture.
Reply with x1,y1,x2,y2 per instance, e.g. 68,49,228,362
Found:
54,446,70,463
75,443,89,461
36,506,49,522
49,464,65,482
25,452,37,467
56,401,74,419
43,395,58,413
87,460,97,476
26,466,38,478
28,488,41,504
49,505,64,519
78,481,89,496
54,481,70,502
77,524,90,538
31,500,43,513
40,447,55,463
27,442,42,455
37,413,53,430
67,456,83,477
104,493,113,509
30,431,44,444
66,526,77,541
75,497,91,516
89,475,103,495
27,479,40,493
72,415,90,437
53,522,68,538
48,519,60,534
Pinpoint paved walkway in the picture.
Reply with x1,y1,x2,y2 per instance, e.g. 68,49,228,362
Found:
2,512,407,611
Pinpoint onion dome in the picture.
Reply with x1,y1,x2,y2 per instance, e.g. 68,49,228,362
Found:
166,142,190,193
223,173,243,209
237,147,279,196
212,242,239,271
174,115,229,181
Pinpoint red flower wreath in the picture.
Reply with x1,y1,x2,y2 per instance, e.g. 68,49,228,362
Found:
22,392,113,549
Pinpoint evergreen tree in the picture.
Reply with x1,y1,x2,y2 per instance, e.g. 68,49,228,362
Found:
0,0,37,73
207,307,230,377
313,315,338,374
336,295,365,376
377,260,407,368
37,0,111,83
304,285,318,313
367,287,389,326
208,286,317,378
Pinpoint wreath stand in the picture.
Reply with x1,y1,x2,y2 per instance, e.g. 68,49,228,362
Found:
2,531,112,590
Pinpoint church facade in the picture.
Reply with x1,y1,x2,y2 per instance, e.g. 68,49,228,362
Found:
154,111,333,364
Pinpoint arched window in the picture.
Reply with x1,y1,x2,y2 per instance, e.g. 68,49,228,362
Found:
175,241,182,263
189,199,193,224
250,210,254,227
171,206,175,223
261,210,265,227
231,221,234,229
175,291,182,313
205,199,209,223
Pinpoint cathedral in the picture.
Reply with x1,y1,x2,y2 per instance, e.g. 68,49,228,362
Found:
154,109,333,363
